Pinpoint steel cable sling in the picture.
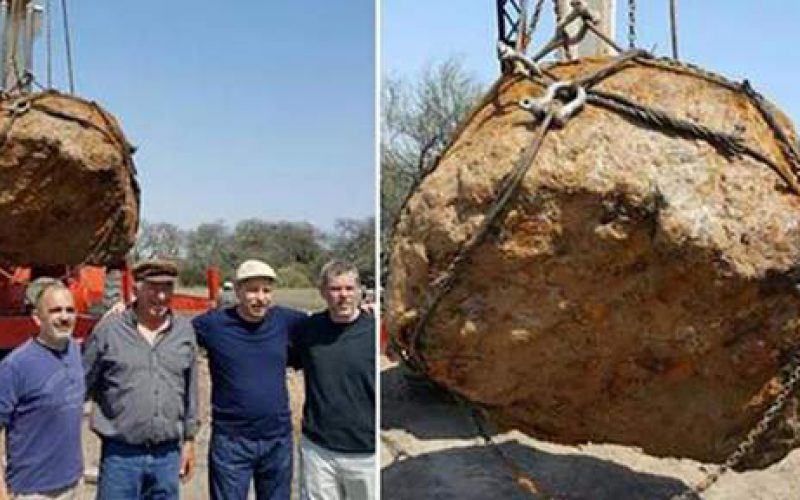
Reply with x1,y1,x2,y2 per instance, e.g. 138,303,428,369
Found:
394,2,800,496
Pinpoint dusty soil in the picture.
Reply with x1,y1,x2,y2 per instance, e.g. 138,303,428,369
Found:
381,358,800,500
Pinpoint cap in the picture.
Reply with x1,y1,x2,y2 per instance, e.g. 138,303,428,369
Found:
235,259,277,283
222,281,234,290
132,259,179,284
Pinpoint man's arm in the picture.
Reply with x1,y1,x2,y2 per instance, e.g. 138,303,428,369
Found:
180,334,199,483
0,440,9,500
287,311,309,371
82,322,106,400
0,362,17,500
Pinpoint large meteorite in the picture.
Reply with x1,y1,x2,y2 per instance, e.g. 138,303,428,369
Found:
388,57,800,467
0,91,139,266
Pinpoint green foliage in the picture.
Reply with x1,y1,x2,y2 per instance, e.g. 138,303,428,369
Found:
133,217,373,288
381,58,484,279
328,217,376,287
277,263,314,288
133,221,185,261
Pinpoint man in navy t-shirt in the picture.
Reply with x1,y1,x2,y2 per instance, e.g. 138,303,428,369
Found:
192,259,307,500
0,279,85,499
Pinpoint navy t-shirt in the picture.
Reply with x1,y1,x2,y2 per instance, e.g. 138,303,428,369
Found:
192,305,307,439
294,311,375,453
0,339,84,494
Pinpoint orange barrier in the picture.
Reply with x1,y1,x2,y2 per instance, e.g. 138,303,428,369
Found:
0,314,98,349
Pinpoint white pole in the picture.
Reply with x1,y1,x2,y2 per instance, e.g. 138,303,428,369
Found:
557,0,616,59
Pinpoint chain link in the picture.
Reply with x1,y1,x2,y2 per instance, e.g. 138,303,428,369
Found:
628,0,637,49
670,354,800,499
406,29,800,498
528,0,546,43
551,0,573,59
669,0,679,59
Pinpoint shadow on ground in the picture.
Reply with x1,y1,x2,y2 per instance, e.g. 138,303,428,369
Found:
382,442,697,500
381,362,697,499
381,363,487,439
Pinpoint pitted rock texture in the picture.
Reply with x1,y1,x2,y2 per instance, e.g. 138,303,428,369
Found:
0,91,139,266
388,58,800,467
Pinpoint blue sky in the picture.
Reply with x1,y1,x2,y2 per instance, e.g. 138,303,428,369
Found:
38,0,374,230
382,1,799,123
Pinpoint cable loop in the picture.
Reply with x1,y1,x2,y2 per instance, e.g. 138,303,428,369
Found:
519,80,586,126
497,41,542,77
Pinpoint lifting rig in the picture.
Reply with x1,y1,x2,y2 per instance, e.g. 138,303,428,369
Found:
0,0,219,356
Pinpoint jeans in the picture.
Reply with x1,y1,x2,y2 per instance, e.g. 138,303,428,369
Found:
96,439,180,500
299,436,374,500
208,430,293,500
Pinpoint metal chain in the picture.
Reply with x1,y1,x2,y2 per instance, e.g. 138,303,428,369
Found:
60,0,75,93
405,49,800,368
551,0,573,60
399,38,800,498
670,353,800,499
669,0,679,59
628,0,637,49
528,0,546,42
45,0,52,88
552,0,562,26
468,404,553,498
516,0,529,52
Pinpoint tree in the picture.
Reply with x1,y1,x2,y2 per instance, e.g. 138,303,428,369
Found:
230,219,327,271
329,217,376,288
183,221,234,285
132,221,185,261
381,58,484,276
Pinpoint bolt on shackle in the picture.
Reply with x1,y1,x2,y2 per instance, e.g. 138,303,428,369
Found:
519,81,587,126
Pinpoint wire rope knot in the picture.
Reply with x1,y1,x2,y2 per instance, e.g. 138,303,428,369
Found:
519,81,586,126
5,96,31,116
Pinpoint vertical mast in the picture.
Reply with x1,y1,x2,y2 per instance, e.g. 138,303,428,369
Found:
557,0,615,58
1,0,41,92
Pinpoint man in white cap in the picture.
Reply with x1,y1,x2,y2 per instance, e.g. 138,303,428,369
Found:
83,259,198,499
192,259,307,500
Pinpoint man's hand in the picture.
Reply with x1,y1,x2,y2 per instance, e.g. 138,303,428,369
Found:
360,302,374,316
0,440,9,500
180,440,196,484
0,471,9,500
101,300,126,320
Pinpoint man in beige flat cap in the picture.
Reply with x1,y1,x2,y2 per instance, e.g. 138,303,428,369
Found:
83,259,198,499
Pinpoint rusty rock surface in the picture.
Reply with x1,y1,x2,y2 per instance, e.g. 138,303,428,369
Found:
388,57,800,467
0,91,139,266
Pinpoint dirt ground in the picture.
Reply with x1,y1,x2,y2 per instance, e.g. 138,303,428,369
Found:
381,358,800,500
